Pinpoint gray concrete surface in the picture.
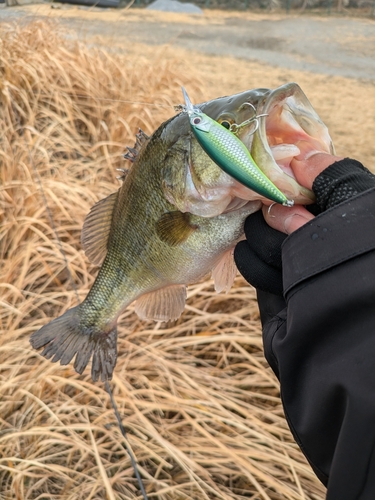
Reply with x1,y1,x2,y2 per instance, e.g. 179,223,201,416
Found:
1,5,374,80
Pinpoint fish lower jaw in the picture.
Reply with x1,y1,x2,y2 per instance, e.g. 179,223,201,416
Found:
251,142,316,204
269,143,301,178
269,139,332,181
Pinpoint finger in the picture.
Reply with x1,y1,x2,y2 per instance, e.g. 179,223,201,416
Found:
291,152,344,190
234,241,283,295
263,204,314,235
243,211,286,266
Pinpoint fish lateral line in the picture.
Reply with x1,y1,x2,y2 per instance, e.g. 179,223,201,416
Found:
180,87,294,208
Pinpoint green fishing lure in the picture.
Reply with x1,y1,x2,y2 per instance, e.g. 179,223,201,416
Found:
182,87,294,207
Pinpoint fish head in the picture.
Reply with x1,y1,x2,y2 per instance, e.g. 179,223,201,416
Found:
162,83,334,217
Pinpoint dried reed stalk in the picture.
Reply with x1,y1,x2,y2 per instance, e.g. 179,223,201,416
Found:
0,20,326,499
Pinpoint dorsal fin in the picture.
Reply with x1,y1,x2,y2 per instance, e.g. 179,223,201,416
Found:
123,128,150,163
81,192,118,266
156,211,198,247
211,249,237,293
135,285,186,322
116,167,129,182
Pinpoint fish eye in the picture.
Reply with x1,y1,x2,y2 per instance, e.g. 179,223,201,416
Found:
218,116,235,129
193,117,201,125
220,120,231,129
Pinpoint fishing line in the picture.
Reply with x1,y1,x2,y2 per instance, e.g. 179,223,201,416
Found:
105,380,149,500
38,92,173,108
23,124,149,500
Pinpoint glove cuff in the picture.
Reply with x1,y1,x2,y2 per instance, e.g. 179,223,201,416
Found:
312,158,375,212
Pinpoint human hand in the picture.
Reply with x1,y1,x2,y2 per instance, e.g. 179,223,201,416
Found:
235,153,375,295
263,152,343,235
234,210,286,296
234,152,343,295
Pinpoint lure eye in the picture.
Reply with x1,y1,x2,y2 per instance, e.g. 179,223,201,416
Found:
193,117,201,125
220,120,231,130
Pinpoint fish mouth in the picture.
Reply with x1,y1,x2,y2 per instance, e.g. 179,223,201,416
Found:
247,83,334,203
165,84,334,218
201,82,334,205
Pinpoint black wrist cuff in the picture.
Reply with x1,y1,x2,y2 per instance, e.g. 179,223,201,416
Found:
312,158,375,212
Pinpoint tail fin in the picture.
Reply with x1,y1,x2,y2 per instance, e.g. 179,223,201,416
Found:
30,306,118,382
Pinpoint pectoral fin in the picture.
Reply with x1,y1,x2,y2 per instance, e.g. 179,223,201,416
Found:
81,192,118,266
211,249,237,293
156,212,197,247
135,285,187,322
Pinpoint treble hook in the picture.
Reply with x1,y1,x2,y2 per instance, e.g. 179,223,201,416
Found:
226,101,267,135
267,202,277,218
175,98,268,138
229,113,268,135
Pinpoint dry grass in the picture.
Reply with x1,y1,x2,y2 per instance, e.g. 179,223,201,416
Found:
2,17,373,499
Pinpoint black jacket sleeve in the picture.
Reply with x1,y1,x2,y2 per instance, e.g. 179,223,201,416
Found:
263,186,375,499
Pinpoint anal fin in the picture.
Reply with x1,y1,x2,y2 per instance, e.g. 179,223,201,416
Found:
211,249,237,293
135,284,186,322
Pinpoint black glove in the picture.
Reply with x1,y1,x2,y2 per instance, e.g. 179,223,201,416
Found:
234,159,375,301
234,211,286,297
234,210,287,328
312,158,375,212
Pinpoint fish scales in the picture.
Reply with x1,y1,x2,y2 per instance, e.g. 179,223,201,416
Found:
30,115,259,381
30,83,334,381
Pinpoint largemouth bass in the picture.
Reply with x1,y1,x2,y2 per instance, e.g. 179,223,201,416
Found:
30,83,334,381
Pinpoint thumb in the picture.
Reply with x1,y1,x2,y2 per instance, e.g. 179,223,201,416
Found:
262,204,314,235
291,152,344,190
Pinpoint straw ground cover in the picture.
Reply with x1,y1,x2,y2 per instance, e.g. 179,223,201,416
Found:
1,18,374,500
